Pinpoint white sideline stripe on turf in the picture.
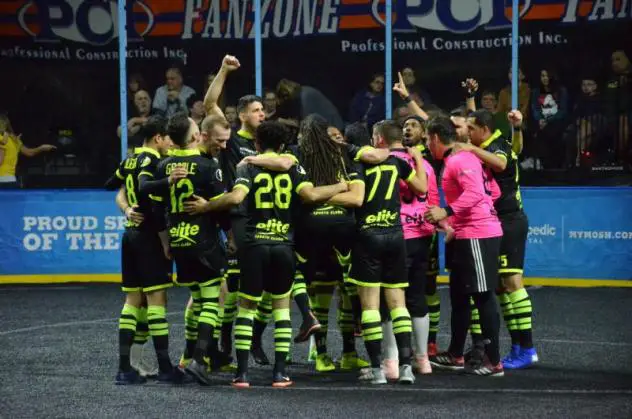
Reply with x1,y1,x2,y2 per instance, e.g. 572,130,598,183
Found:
1,315,631,349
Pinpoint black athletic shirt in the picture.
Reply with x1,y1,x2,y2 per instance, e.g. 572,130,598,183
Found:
355,156,416,234
233,155,312,246
155,148,225,251
480,130,523,216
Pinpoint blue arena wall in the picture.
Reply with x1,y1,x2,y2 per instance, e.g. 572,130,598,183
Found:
1,188,631,287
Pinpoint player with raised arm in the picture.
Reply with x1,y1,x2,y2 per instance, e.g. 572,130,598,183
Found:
182,120,348,387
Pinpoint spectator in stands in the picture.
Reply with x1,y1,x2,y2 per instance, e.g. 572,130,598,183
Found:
224,105,239,130
531,68,569,169
498,66,530,121
394,67,432,109
187,94,206,127
344,121,371,147
566,75,608,167
127,73,148,117
276,78,344,130
118,90,153,149
348,73,385,130
605,49,632,164
152,65,195,117
0,113,56,188
264,89,278,120
480,90,512,139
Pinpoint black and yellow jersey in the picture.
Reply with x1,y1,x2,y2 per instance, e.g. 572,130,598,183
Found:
109,147,163,231
220,129,258,189
480,129,523,216
355,156,415,234
155,148,225,251
233,153,312,246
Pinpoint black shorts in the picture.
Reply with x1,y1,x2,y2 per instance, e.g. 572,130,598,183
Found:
348,230,408,289
239,244,295,301
405,236,432,317
426,233,439,276
173,242,226,288
225,215,248,275
499,211,528,275
445,240,455,272
449,237,500,295
121,229,172,293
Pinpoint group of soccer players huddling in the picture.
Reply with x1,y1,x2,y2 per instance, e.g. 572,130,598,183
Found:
108,55,538,388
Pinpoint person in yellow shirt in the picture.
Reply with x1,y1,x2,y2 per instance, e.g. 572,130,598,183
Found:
497,67,531,120
0,114,57,188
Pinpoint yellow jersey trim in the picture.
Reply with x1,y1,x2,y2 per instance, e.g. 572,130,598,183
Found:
480,129,503,150
134,147,160,159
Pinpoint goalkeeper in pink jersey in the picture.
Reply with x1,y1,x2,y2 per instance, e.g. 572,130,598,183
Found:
424,116,504,377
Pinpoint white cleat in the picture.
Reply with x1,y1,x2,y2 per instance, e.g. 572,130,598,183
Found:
398,364,415,385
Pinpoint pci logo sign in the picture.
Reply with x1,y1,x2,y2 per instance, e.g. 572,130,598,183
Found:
370,0,528,34
17,0,154,45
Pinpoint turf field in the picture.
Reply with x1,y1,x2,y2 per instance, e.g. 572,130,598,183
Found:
1,284,631,418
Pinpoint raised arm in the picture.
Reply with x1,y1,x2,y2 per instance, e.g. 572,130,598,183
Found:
393,71,429,121
508,110,524,155
204,55,241,117
353,145,390,164
462,78,479,113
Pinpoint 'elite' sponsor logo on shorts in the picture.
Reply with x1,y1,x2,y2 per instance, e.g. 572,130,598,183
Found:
255,219,290,241
364,210,398,228
170,222,200,246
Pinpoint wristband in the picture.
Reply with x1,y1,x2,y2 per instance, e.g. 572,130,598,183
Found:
404,95,413,103
465,91,476,99
513,126,523,132
444,206,454,216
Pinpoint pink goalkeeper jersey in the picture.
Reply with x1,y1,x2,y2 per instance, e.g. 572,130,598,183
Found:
442,150,502,239
390,149,438,239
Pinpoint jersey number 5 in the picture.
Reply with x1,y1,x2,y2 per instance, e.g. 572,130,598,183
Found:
254,173,292,209
365,165,397,202
170,178,194,213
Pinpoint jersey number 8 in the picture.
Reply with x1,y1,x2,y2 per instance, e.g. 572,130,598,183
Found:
254,173,292,209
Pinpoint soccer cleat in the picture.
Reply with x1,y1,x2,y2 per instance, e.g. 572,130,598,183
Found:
382,359,400,380
413,354,432,375
358,367,387,385
272,372,294,388
115,370,146,385
231,372,250,388
250,346,270,365
339,352,370,370
130,344,158,378
501,344,521,365
398,364,416,384
464,357,504,377
210,351,234,372
464,343,486,364
185,359,212,386
293,312,322,343
430,352,465,370
315,353,336,372
504,347,539,370
427,342,438,357
156,367,191,384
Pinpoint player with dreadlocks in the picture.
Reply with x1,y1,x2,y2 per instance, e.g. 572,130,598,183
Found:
243,114,389,368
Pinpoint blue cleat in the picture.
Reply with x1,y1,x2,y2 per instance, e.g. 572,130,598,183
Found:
115,370,147,385
501,344,521,366
504,347,539,370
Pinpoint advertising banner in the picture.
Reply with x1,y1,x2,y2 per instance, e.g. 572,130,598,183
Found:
1,188,631,285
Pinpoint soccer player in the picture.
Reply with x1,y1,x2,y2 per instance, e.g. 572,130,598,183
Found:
150,112,228,385
347,120,428,385
424,116,504,377
105,115,179,385
457,109,537,369
184,120,348,387
204,55,275,365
